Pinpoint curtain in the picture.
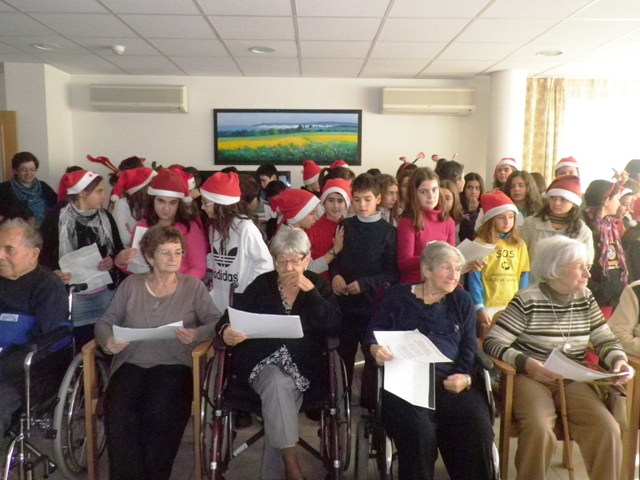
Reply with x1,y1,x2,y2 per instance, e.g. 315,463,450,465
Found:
522,78,565,181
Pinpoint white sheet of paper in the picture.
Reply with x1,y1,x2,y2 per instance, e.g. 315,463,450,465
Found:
384,358,436,409
228,307,303,339
128,226,150,274
374,330,452,363
58,243,112,291
113,321,183,342
457,239,497,270
544,349,627,382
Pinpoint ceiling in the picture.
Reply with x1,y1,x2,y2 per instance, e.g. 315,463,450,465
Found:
2,0,640,79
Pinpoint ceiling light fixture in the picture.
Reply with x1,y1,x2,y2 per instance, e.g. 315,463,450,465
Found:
248,46,276,54
31,43,60,51
536,49,564,57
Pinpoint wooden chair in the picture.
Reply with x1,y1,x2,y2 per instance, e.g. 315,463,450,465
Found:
622,354,640,480
82,339,214,480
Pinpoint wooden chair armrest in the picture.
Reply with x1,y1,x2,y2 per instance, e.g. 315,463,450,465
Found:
627,354,640,370
487,354,516,376
82,339,98,359
192,340,213,359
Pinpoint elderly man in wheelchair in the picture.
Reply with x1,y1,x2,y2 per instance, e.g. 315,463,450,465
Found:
0,217,70,476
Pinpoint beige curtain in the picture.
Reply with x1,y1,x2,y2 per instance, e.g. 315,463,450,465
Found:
522,78,565,181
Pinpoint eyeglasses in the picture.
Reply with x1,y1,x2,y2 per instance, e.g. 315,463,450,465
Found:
275,255,306,268
18,168,37,174
155,249,185,258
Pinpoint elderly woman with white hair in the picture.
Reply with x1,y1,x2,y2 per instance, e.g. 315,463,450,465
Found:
484,235,634,480
216,227,340,480
364,241,494,480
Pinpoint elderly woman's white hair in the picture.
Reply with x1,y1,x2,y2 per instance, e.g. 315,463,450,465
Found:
270,227,311,258
531,236,588,282
420,241,465,273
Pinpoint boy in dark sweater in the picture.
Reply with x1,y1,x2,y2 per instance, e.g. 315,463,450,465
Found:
330,174,399,384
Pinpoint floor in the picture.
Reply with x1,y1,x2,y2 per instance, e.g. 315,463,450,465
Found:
3,361,626,480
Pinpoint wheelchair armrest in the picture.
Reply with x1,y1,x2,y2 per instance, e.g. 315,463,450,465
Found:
487,354,516,376
212,336,227,352
476,350,494,371
28,326,73,353
192,340,213,359
326,336,340,351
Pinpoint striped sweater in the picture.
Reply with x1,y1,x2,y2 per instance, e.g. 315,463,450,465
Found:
483,282,626,373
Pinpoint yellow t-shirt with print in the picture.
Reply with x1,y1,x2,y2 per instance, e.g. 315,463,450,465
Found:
482,237,530,308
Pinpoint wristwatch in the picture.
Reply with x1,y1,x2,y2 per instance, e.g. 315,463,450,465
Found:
464,374,472,390
328,249,337,257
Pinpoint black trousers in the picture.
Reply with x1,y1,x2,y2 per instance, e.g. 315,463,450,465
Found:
104,363,193,480
337,313,371,386
382,380,494,480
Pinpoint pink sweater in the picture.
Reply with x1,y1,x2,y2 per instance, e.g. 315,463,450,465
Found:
397,209,456,284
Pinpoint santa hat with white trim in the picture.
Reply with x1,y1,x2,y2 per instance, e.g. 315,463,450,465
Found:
200,172,241,205
330,159,349,169
543,175,582,206
270,189,320,225
302,160,321,186
110,167,157,202
320,178,352,208
476,190,518,227
58,170,99,201
147,169,192,204
555,156,580,173
493,157,520,179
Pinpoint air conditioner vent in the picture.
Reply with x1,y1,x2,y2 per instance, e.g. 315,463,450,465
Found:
90,85,188,113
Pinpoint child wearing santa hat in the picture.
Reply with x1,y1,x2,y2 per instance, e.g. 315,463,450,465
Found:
555,156,580,177
301,160,321,196
110,167,157,247
305,178,350,281
200,171,273,312
469,190,530,327
521,175,594,277
127,169,207,280
318,159,355,191
493,157,519,190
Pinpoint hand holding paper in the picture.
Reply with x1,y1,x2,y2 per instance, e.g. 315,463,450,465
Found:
228,307,303,339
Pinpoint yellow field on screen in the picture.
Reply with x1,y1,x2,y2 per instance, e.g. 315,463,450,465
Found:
219,133,357,151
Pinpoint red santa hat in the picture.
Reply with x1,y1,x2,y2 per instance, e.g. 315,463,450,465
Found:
270,189,320,225
476,190,518,227
200,172,241,205
147,169,192,204
110,167,157,202
555,156,580,173
169,167,196,191
330,159,349,169
302,160,321,186
58,170,99,201
543,175,582,206
493,157,520,179
320,178,352,208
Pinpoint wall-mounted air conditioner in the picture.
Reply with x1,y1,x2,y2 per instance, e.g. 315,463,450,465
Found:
89,85,188,113
381,87,476,115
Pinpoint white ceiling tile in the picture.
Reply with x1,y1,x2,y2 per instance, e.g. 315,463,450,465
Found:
487,60,565,75
72,37,160,56
438,42,520,60
150,39,228,56
5,0,108,13
296,0,390,18
120,15,216,39
0,42,27,54
573,44,640,64
611,28,640,43
100,0,200,15
297,17,382,41
170,56,242,76
235,57,300,76
534,19,640,44
198,0,292,16
419,59,495,76
370,42,446,59
122,67,184,75
573,0,640,20
378,18,471,42
0,3,17,11
31,13,137,37
300,41,371,58
41,54,126,73
360,58,428,77
225,40,298,58
0,54,43,63
0,12,59,36
209,16,295,40
542,62,610,77
506,42,598,61
106,55,178,69
389,0,490,19
480,0,594,19
455,18,559,43
301,58,364,77
1,36,91,54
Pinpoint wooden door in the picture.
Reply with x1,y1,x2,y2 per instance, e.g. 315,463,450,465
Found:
0,111,18,182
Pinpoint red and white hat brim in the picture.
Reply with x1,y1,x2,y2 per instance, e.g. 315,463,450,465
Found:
555,161,579,170
67,172,98,195
127,170,157,195
478,204,518,226
201,189,240,206
289,196,321,225
543,188,582,206
147,187,185,199
303,173,320,186
320,186,351,208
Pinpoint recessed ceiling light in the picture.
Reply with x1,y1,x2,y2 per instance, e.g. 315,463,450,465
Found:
248,46,276,54
31,43,61,51
536,49,564,57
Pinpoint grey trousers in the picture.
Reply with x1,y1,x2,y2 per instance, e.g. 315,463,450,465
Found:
250,363,304,480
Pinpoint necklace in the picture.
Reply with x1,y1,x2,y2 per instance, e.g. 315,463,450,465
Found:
546,290,574,353
277,281,293,314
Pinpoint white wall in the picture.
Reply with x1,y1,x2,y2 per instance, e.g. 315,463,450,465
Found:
68,75,491,188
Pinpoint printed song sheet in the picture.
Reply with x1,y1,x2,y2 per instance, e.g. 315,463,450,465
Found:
373,330,452,363
457,239,497,271
544,349,628,382
128,226,150,274
113,321,183,342
58,243,112,291
228,307,303,339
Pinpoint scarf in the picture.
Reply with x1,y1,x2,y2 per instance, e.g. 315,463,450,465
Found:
586,211,628,284
10,178,45,225
548,212,571,228
58,202,115,259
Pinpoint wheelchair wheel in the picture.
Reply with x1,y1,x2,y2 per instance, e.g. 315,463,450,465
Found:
200,355,215,476
321,352,351,477
354,417,371,480
52,352,109,479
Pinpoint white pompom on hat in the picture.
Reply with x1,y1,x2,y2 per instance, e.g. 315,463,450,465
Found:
476,190,518,227
302,160,321,186
110,167,157,202
200,172,241,206
147,169,192,204
59,170,99,200
543,174,582,206
320,178,352,208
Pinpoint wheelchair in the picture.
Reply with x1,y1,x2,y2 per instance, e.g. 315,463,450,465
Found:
353,351,500,480
201,335,351,480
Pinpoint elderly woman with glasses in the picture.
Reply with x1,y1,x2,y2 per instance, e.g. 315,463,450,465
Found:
95,225,220,480
217,227,341,480
364,241,495,480
484,235,633,480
